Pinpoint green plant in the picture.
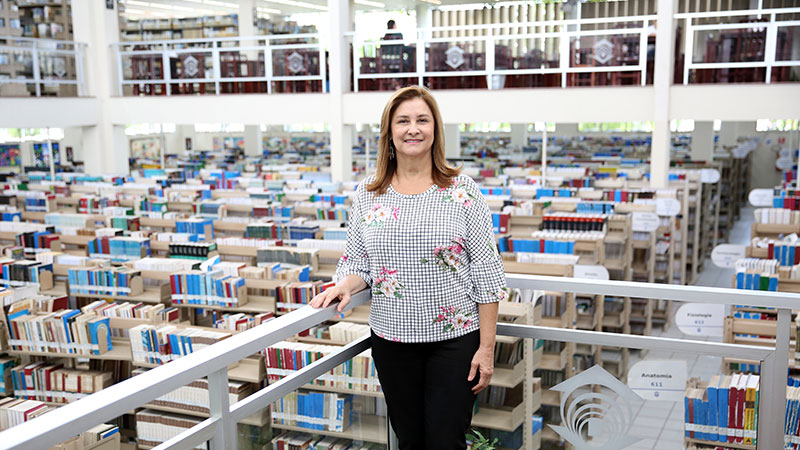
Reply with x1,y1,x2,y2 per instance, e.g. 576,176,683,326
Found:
466,429,499,450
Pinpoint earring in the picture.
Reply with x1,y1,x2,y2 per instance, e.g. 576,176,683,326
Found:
389,141,396,159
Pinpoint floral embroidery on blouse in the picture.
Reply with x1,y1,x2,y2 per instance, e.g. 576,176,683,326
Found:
363,204,399,227
420,237,466,272
433,305,473,332
442,179,477,207
489,287,511,302
374,267,405,299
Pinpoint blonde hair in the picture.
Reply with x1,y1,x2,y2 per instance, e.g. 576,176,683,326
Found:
366,86,460,196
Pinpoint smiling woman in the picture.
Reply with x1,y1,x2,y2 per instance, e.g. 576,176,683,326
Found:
310,86,505,450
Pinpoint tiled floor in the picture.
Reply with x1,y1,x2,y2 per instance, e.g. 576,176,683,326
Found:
619,207,756,450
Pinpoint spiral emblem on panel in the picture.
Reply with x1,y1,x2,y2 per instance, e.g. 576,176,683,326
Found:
549,365,643,450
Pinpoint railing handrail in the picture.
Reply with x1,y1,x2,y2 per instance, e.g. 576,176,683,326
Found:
0,35,86,46
111,32,322,49
0,275,794,450
675,6,800,19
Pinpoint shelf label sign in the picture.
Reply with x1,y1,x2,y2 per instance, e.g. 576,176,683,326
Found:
675,303,725,337
777,156,794,171
655,198,681,216
700,168,721,184
711,244,746,268
749,188,774,207
574,265,610,281
632,212,659,232
628,360,687,402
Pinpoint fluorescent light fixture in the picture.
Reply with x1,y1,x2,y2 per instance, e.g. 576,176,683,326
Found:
438,4,486,11
258,6,282,14
125,0,150,6
354,0,385,7
203,0,239,8
122,8,146,14
263,0,327,11
419,0,441,4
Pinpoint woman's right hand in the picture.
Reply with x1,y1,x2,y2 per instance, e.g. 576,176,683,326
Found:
310,285,351,313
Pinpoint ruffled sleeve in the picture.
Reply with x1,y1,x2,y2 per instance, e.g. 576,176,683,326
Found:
462,176,508,303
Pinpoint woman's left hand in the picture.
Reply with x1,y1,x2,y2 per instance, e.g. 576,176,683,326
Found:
467,346,494,394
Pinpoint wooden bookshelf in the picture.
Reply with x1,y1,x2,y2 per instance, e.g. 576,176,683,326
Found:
271,413,388,444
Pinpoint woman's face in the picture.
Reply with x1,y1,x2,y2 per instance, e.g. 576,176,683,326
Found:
390,97,435,159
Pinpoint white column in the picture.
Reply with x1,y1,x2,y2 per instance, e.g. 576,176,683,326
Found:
244,125,263,158
650,0,677,189
719,121,739,147
61,126,84,164
690,121,714,161
556,123,580,138
445,124,461,159
239,0,256,37
416,4,432,42
510,124,528,148
72,0,123,175
179,125,195,154
328,0,355,182
736,121,756,138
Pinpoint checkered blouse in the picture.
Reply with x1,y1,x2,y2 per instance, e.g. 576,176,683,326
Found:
334,174,507,343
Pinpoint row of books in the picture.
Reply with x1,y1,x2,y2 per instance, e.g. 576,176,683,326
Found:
128,324,230,365
130,257,199,273
215,236,282,249
733,270,779,291
275,281,331,313
734,257,778,274
684,373,759,445
272,391,353,433
9,361,113,403
246,223,291,239
88,236,151,262
541,213,607,232
0,398,56,431
67,267,141,297
132,367,252,414
576,202,616,214
15,230,59,253
252,205,294,218
139,198,167,212
328,322,369,344
7,307,113,356
258,247,319,271
136,409,206,450
754,207,800,225
78,197,117,214
175,218,214,239
109,216,140,231
169,270,248,307
497,236,576,255
0,259,52,285
168,242,217,260
264,342,380,393
270,432,383,450
81,299,179,326
210,311,274,331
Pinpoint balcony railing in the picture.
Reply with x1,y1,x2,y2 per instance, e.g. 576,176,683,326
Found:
0,274,792,450
351,16,656,91
112,34,327,96
676,7,800,84
0,36,85,97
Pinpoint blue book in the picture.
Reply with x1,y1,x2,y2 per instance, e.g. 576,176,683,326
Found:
769,275,779,291
791,246,796,267
87,317,112,355
782,245,789,266
297,393,307,428
708,377,718,441
168,332,180,355
745,273,753,290
752,273,760,291
59,309,81,353
719,377,729,442
735,271,745,289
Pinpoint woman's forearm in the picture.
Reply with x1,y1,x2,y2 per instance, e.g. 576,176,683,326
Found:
339,274,368,294
478,302,499,351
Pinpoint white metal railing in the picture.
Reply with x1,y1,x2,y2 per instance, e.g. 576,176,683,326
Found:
676,7,800,84
351,16,656,91
0,36,86,97
0,275,794,450
112,34,326,96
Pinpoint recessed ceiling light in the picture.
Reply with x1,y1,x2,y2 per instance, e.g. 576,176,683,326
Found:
125,0,150,7
123,8,146,14
257,6,282,14
203,0,239,8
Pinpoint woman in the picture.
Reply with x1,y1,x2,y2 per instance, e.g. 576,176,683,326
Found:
310,86,506,450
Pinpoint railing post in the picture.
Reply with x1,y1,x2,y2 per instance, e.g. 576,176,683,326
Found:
116,44,125,97
352,35,360,93
265,38,273,95
319,34,327,93
75,44,85,96
486,30,495,90
162,43,171,96
764,15,778,84
559,23,569,88
639,20,648,86
31,43,41,97
212,42,221,95
757,307,790,449
208,367,234,450
416,31,425,86
683,18,692,85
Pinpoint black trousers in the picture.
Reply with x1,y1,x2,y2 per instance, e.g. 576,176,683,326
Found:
371,330,480,450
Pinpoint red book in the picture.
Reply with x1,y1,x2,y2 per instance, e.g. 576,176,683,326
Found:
768,242,775,260
736,377,746,443
728,373,739,443
621,191,628,202
539,239,545,253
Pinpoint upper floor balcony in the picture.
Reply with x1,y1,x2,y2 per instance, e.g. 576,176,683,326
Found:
0,7,797,98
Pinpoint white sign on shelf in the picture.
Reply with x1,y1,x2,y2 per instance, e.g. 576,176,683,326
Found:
632,212,659,232
675,303,725,337
711,244,746,268
749,188,774,207
655,198,681,216
574,265,610,281
700,168,721,184
628,360,687,402
777,156,794,171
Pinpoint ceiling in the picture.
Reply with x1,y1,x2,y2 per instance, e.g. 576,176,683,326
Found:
117,0,547,20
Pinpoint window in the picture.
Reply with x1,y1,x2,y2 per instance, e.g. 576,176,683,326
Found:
0,19,4,28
